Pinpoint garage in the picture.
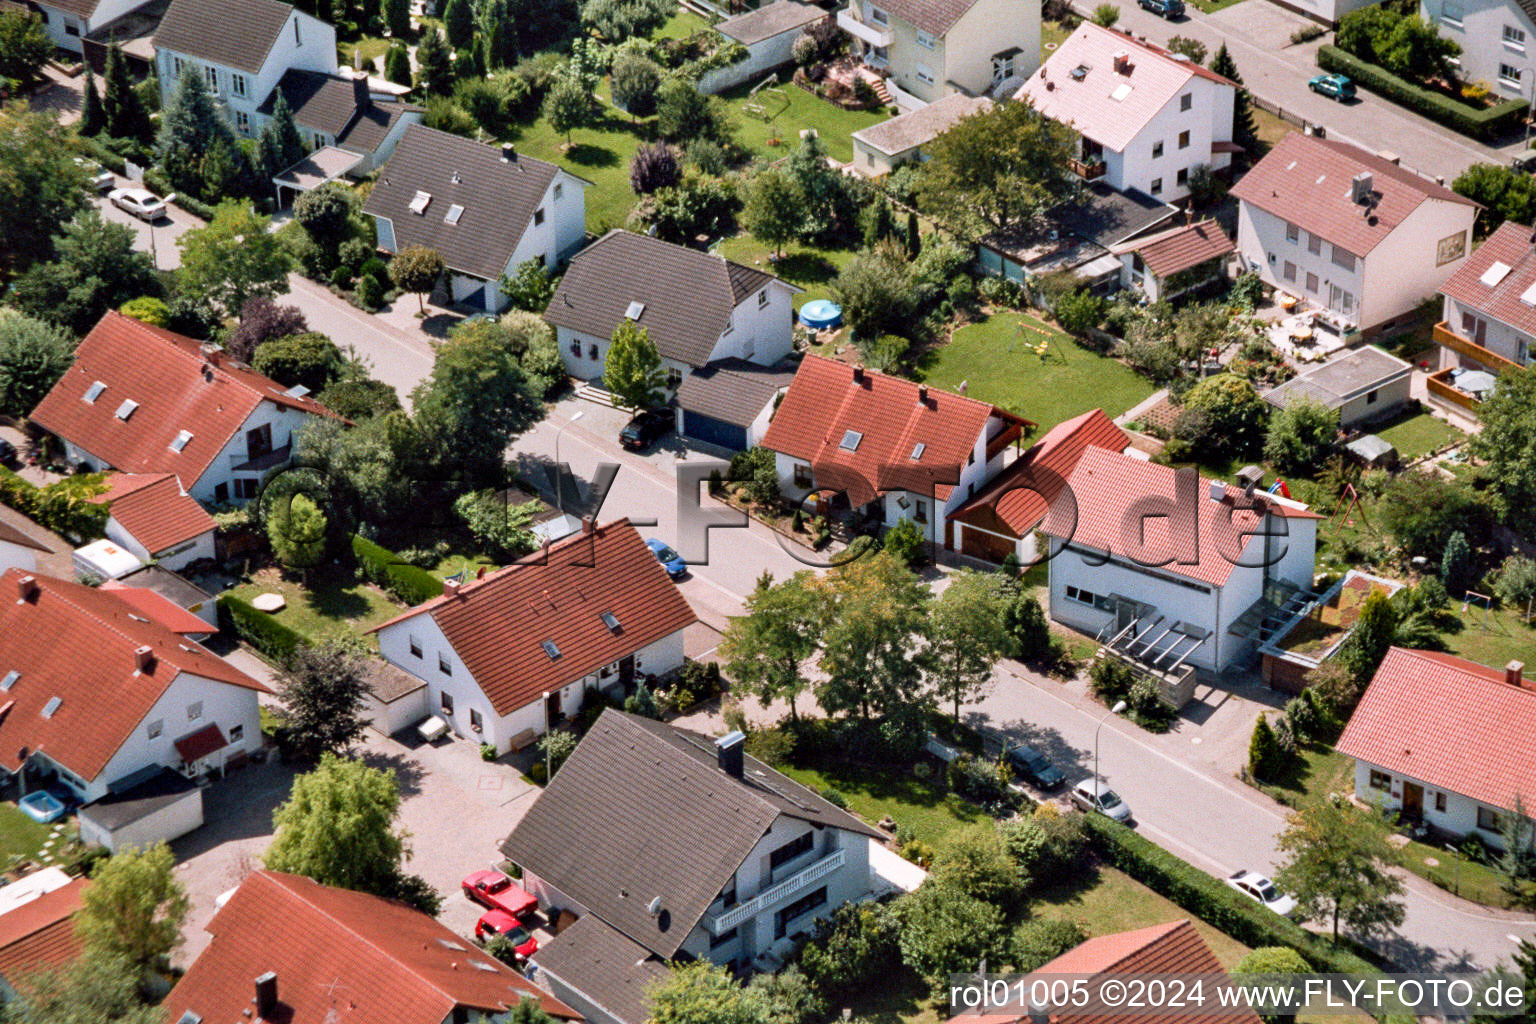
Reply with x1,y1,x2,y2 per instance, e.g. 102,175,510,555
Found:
959,523,1019,563
681,410,747,451
362,659,430,737
675,360,796,453
78,767,203,853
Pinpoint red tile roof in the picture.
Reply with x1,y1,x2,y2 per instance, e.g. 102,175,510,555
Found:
950,409,1129,536
0,569,267,782
1337,647,1536,814
92,474,216,557
1040,447,1318,587
372,521,697,717
168,871,579,1024
1437,219,1536,336
29,312,338,487
0,521,48,554
1119,220,1234,279
0,877,87,984
760,355,1029,507
173,723,228,763
1231,134,1476,258
97,580,213,635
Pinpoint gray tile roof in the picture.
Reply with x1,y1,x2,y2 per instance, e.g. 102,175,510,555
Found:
1262,345,1412,412
257,70,421,155
500,709,880,959
532,916,669,1024
544,231,785,368
852,93,990,156
363,657,426,704
869,0,982,37
675,358,796,428
363,125,562,282
153,0,294,73
716,0,825,44
981,181,1177,263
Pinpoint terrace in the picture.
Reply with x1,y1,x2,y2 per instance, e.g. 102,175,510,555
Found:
1257,570,1405,693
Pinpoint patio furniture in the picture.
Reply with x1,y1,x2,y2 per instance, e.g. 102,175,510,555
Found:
1290,327,1314,344
1278,293,1299,312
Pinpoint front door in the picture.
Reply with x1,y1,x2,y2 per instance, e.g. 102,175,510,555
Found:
619,655,636,688
545,689,563,724
1402,781,1423,819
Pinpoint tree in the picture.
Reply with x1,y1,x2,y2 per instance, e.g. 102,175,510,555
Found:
1248,714,1283,781
251,331,345,394
647,960,766,1024
1452,163,1536,232
0,10,50,83
1233,947,1311,1024
80,70,106,137
415,28,455,96
274,642,370,762
928,570,1011,720
10,210,160,335
1378,14,1459,80
580,0,672,40
384,43,412,86
226,296,308,363
929,822,1021,906
1090,1,1119,24
1002,591,1052,662
1377,471,1488,558
157,67,233,180
75,844,189,973
1053,289,1105,336
603,320,666,412
266,492,329,568
5,950,158,1024
1437,529,1475,594
293,183,355,254
1180,373,1269,457
720,571,821,721
385,0,411,37
543,74,595,148
1166,35,1207,64
498,258,557,313
630,142,682,195
0,310,73,420
785,132,856,243
831,246,916,340
1334,590,1397,686
1273,798,1406,940
624,681,659,718
1209,44,1257,148
916,100,1075,238
1498,796,1536,895
453,489,540,560
1468,366,1536,522
99,45,149,144
265,753,413,897
815,551,931,720
256,90,306,181
389,244,444,313
1495,555,1536,609
0,106,88,278
1264,397,1338,476
318,377,401,420
176,202,290,321
442,0,474,47
611,52,661,120
892,882,1008,991
882,515,925,567
656,77,718,143
797,901,901,999
1336,4,1400,62
537,729,578,775
742,169,802,258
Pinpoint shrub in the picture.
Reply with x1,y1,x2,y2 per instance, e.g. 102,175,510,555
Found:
1127,675,1175,732
1283,694,1320,742
480,742,498,761
1000,808,1088,890
1316,46,1526,140
350,534,442,605
979,275,1024,308
1090,2,1119,25
946,754,1013,808
1495,555,1536,608
356,273,385,310
1088,657,1135,702
820,787,848,808
795,901,901,999
217,593,307,662
929,822,1022,906
1248,714,1282,780
745,726,795,766
118,296,170,326
882,516,926,567
0,468,110,541
1289,24,1324,43
1053,289,1105,336
857,332,909,373
1012,918,1087,972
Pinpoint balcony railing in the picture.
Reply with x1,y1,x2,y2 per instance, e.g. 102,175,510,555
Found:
1432,322,1523,373
230,443,292,472
1069,157,1107,181
836,8,895,47
1426,368,1483,413
703,847,845,936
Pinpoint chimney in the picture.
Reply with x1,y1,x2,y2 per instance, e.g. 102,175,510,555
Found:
15,576,36,601
351,69,371,110
916,384,928,405
1350,171,1373,205
443,577,461,598
1208,480,1226,503
253,972,278,1018
1112,50,1130,74
501,142,517,163
1508,660,1527,689
715,730,745,778
581,516,594,535
852,364,865,384
133,646,154,672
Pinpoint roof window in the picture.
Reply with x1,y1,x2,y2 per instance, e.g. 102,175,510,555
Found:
170,430,193,452
41,696,61,719
0,671,17,691
1111,83,1133,101
1070,63,1090,80
84,381,106,403
1521,281,1536,306
445,203,465,225
601,611,621,632
910,442,926,460
541,639,561,660
625,301,646,320
409,190,432,215
115,399,138,421
1482,261,1513,287
839,430,863,452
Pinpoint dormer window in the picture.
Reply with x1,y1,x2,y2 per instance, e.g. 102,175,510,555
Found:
84,381,106,403
409,191,432,215
170,430,193,452
115,399,138,421
541,639,561,659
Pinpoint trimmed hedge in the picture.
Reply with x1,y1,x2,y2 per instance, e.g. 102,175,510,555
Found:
0,467,110,542
141,167,217,221
1316,47,1526,140
350,534,443,606
75,136,128,176
1081,814,1380,975
217,593,306,663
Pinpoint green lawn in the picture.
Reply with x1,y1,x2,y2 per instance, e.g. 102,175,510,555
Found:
339,35,395,69
0,803,58,868
230,563,405,647
1254,743,1355,812
1372,408,1465,461
654,7,712,39
1400,837,1516,908
776,760,989,847
1438,602,1536,676
713,234,858,309
718,79,889,165
1041,18,1072,60
917,312,1156,433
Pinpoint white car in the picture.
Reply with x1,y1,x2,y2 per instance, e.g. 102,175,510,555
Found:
1226,870,1297,917
73,158,114,194
1070,779,1132,823
108,186,167,222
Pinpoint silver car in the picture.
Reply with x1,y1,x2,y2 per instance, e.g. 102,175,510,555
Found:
1071,779,1132,823
1226,870,1298,917
108,186,167,222
73,158,114,194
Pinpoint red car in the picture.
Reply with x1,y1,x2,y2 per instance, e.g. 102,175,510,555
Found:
462,870,537,918
475,910,539,956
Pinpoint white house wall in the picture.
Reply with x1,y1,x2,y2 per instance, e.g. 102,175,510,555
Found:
79,786,203,853
938,0,1039,95
0,541,38,576
361,684,429,736
699,32,801,94
1334,375,1412,427
1236,202,1368,325
1108,76,1234,202
1350,760,1518,849
1422,0,1536,100
703,281,797,366
744,391,785,447
186,400,325,505
104,516,215,572
33,3,86,51
505,171,590,280
1357,198,1474,331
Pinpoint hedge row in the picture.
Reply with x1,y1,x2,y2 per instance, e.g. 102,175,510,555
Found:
217,593,306,663
350,534,443,606
0,466,110,542
1080,814,1380,975
1316,47,1526,140
75,136,128,176
141,167,217,221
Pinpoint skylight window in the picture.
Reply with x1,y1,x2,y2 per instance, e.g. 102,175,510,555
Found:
910,442,926,460
601,611,621,632
444,203,465,225
1110,83,1133,101
84,381,106,403
471,961,498,973
41,696,61,719
541,639,561,660
1520,281,1536,306
115,399,138,421
436,938,465,950
170,430,193,453
409,190,432,215
1070,64,1089,80
1482,261,1514,287
625,301,646,320
284,384,310,399
839,430,863,452
0,671,17,692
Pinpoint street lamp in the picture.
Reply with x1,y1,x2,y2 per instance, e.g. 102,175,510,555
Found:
553,411,584,510
1094,700,1128,791
1447,843,1461,897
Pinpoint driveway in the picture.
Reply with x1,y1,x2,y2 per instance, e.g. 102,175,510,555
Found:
92,188,200,273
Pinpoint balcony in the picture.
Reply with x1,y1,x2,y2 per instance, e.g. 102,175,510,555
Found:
702,847,845,936
230,443,292,472
1068,157,1107,181
837,8,894,48
1432,322,1523,373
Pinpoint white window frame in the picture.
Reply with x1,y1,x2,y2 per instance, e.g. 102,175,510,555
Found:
1505,24,1527,49
916,31,935,48
205,64,218,90
869,4,888,24
235,110,250,134
231,72,247,97
1150,177,1163,195
1501,63,1523,86
915,64,935,85
1441,0,1462,24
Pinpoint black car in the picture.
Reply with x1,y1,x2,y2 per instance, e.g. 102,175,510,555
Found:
0,438,14,466
620,409,673,451
1137,0,1185,16
1006,744,1065,789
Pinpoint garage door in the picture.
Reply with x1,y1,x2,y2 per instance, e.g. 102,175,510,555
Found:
682,410,747,451
960,524,1016,563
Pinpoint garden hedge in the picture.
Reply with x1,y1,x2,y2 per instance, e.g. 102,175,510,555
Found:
141,167,217,221
1316,47,1526,140
75,136,128,175
1081,814,1381,975
350,534,443,606
217,593,306,663
0,467,109,542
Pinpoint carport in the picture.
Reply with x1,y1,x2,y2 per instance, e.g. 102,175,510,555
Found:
273,146,363,209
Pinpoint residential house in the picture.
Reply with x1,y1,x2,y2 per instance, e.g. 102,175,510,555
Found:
365,126,590,312
0,871,88,1000
1431,218,1536,415
165,870,581,1024
260,69,424,200
1231,132,1478,336
91,473,217,572
0,522,46,575
1421,0,1536,93
1018,24,1238,203
1112,219,1235,302
26,0,149,54
1261,345,1413,428
371,520,697,754
851,93,991,175
1039,449,1320,674
698,1,827,93
1257,569,1404,693
759,355,1032,547
503,709,887,1024
835,0,1039,108
30,312,339,506
0,569,268,846
947,408,1130,564
1337,647,1534,847
544,229,801,395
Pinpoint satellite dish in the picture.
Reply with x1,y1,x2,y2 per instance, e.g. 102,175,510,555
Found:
647,896,663,916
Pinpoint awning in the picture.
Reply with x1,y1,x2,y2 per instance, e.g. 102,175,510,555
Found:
174,724,228,764
273,146,364,192
1211,140,1245,155
1074,252,1124,281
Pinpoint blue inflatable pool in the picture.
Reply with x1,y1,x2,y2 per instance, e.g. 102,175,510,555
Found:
798,299,843,330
